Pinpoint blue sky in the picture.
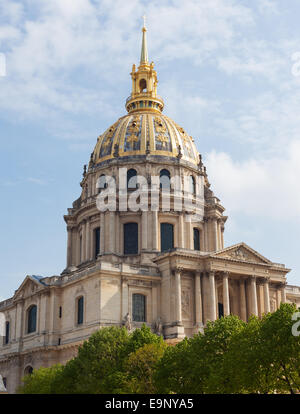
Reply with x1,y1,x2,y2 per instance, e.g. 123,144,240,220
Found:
0,0,300,300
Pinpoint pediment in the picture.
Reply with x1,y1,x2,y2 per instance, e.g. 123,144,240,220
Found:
212,243,271,265
13,275,46,300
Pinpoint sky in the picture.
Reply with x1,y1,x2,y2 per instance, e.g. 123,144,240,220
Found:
0,0,300,301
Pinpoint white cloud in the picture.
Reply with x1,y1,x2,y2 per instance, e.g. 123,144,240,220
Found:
205,139,300,221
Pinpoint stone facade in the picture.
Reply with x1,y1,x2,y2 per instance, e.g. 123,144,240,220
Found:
0,24,299,394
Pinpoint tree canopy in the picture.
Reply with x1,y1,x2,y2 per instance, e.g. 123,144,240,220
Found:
18,304,300,394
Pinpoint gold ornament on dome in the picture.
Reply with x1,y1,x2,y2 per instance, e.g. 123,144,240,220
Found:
156,133,169,148
154,116,167,133
126,116,141,150
103,122,118,149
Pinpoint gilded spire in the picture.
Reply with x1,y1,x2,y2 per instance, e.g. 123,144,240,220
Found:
125,19,164,114
140,15,149,64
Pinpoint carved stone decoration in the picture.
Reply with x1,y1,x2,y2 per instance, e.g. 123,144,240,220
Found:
181,289,190,320
228,247,250,261
122,313,132,331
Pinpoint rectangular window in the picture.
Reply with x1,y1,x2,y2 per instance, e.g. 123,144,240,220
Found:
124,223,138,255
161,223,174,252
59,306,62,318
193,228,200,251
80,235,82,262
132,294,146,322
94,227,100,258
5,321,9,344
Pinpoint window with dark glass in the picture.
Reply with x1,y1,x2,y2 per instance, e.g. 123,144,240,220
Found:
160,223,174,252
77,297,84,325
124,222,138,255
218,303,224,319
190,175,196,195
98,174,107,192
94,227,100,258
132,294,146,322
5,321,9,344
24,366,33,376
127,169,137,189
2,377,6,388
59,306,62,318
160,169,170,190
27,305,37,334
193,228,200,251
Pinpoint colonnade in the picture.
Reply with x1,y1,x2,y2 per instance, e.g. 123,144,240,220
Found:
171,269,287,329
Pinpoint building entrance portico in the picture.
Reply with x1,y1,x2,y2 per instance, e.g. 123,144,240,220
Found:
154,242,289,338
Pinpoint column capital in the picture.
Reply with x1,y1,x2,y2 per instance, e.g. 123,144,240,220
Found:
222,271,230,278
172,267,184,275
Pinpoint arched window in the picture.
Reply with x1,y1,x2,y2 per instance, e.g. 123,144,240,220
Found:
5,321,9,344
77,296,84,325
160,169,170,191
193,228,200,251
124,223,138,255
190,175,196,195
27,305,37,334
98,174,107,192
132,294,146,322
127,169,137,189
160,223,174,252
24,366,33,376
139,78,147,92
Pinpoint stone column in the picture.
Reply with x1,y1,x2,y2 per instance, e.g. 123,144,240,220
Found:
263,278,270,313
213,219,218,250
152,210,158,250
66,226,73,267
195,271,203,327
109,212,115,253
142,211,148,250
208,271,217,321
81,220,86,262
115,213,120,254
174,269,182,324
239,279,247,321
250,276,258,316
99,212,105,255
85,218,90,261
178,213,185,248
281,283,286,303
223,272,230,316
276,287,281,309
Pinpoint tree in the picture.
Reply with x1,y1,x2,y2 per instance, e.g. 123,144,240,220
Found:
18,365,63,394
51,326,130,394
124,342,167,393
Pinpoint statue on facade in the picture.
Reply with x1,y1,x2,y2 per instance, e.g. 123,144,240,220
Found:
153,317,163,336
0,375,7,394
123,313,132,331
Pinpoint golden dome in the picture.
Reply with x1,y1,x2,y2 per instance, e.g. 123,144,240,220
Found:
92,22,199,166
93,112,199,165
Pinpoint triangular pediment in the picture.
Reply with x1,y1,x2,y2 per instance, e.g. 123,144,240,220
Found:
13,275,47,300
212,243,272,265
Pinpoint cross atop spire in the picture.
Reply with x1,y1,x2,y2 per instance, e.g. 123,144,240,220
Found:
140,15,148,64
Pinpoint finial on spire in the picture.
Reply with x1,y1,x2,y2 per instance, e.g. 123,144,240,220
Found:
140,15,149,64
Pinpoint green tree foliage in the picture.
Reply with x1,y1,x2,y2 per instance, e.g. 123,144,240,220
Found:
123,342,167,393
155,316,245,394
18,305,300,394
17,364,63,394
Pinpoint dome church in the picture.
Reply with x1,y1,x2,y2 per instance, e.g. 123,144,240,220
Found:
0,23,299,393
